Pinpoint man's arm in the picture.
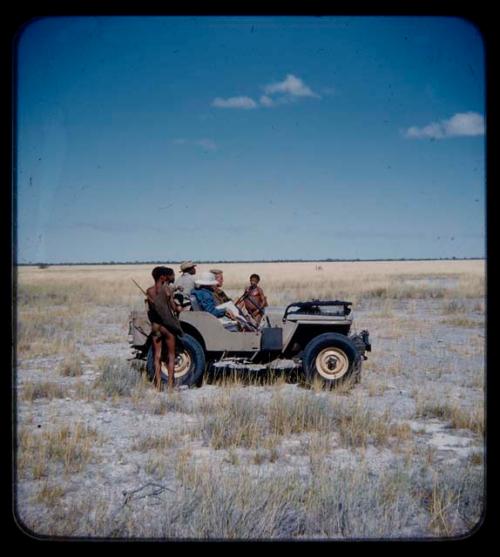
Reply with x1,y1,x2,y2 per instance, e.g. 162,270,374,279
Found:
146,286,156,305
258,287,268,308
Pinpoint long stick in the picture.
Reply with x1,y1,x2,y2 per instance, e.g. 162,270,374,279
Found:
236,290,271,327
131,279,183,341
131,278,148,297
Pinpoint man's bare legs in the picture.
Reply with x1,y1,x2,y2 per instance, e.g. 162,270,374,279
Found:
152,334,163,391
160,325,176,392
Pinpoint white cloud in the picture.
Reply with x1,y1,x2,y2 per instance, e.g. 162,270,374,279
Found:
263,74,319,98
405,123,445,140
444,112,485,136
212,96,257,109
212,74,319,111
259,95,275,107
405,112,485,139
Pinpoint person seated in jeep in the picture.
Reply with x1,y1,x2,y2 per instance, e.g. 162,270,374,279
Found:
174,260,198,309
192,272,256,331
237,273,268,325
210,268,231,305
210,268,259,328
192,272,238,320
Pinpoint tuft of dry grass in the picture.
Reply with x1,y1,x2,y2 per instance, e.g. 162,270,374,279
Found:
441,300,468,314
16,300,88,359
72,380,101,401
22,381,66,402
20,492,116,538
32,482,66,506
268,391,334,436
225,448,240,466
203,394,266,450
468,452,483,466
131,432,180,452
174,447,195,485
196,388,413,456
94,357,140,397
149,392,190,415
418,467,483,536
57,350,88,377
334,402,413,449
415,399,484,436
144,455,169,477
441,317,483,328
18,423,100,479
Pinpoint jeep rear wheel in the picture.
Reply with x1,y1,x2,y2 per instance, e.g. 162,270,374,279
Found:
146,334,205,388
302,333,361,388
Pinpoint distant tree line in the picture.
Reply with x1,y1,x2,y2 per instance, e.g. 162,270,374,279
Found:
19,256,484,267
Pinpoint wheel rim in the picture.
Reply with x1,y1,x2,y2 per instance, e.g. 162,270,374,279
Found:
160,351,192,378
315,347,350,380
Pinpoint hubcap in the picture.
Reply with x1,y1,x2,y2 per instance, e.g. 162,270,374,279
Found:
315,347,350,380
160,351,192,378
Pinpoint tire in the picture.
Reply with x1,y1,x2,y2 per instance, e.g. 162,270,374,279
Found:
146,334,206,388
302,333,361,389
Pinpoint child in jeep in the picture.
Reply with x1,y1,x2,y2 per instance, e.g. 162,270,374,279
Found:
238,273,268,325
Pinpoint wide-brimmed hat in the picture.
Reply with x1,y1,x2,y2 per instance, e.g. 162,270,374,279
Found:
209,268,223,275
180,260,197,272
195,271,218,286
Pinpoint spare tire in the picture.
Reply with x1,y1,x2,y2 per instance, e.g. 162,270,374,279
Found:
302,332,361,389
146,334,206,388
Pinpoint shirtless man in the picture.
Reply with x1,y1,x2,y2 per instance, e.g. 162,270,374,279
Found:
146,267,182,392
238,273,268,325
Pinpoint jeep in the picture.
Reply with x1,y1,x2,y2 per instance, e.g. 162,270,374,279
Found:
129,299,371,390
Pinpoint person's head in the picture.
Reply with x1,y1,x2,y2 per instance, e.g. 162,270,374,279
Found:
249,273,260,287
163,267,175,284
180,261,197,275
152,266,175,284
195,271,218,290
210,269,224,287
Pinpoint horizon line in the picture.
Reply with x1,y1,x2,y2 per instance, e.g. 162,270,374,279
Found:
17,256,485,267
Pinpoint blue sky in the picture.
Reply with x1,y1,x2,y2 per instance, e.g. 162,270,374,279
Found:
16,15,485,263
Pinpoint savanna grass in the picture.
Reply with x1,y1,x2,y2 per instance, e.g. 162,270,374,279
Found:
22,381,66,402
415,400,484,436
94,357,140,397
18,423,100,479
17,260,484,309
57,350,88,377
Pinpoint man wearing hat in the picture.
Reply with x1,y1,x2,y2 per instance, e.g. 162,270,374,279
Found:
210,268,258,328
174,261,197,300
192,271,240,321
193,272,257,332
210,268,231,305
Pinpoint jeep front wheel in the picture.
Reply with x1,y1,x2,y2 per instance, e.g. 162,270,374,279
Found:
302,333,361,388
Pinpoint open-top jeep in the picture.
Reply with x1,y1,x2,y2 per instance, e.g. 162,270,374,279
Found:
129,300,371,390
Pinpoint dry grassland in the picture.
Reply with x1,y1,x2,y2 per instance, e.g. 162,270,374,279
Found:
15,260,485,539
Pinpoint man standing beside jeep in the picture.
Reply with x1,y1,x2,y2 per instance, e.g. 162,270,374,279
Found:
146,267,183,392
